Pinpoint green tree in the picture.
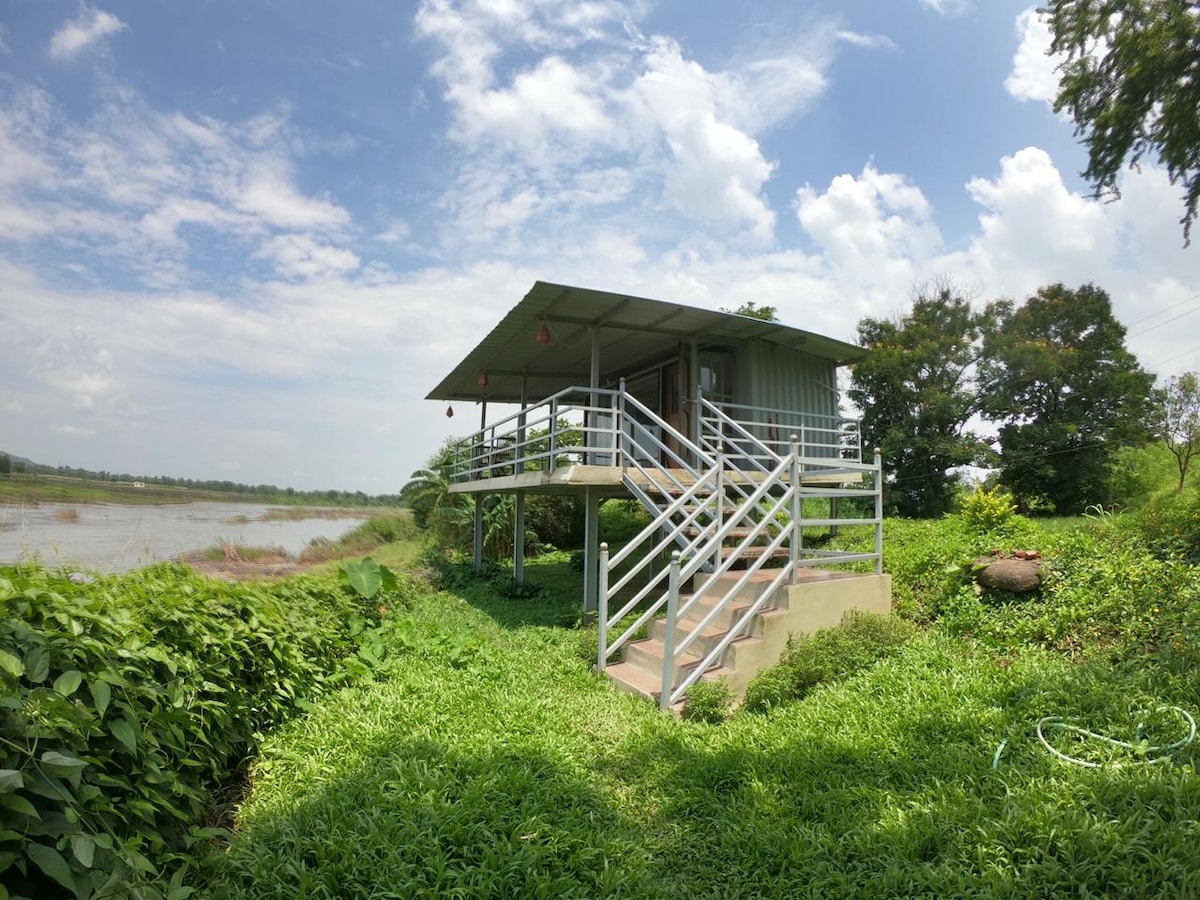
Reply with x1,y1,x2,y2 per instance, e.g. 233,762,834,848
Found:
401,439,472,548
980,282,1154,514
1044,0,1200,243
723,301,778,321
849,287,995,518
1153,371,1200,493
0,454,9,475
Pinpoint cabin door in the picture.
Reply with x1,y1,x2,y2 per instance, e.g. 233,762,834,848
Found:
661,360,688,466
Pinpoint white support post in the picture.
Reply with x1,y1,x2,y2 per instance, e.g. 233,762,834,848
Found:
660,551,681,711
583,486,599,613
588,326,601,465
548,398,558,473
790,434,800,584
597,542,609,671
874,447,884,576
713,454,725,573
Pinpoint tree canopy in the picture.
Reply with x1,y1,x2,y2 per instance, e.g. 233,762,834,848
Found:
849,288,995,518
979,282,1154,514
723,301,778,321
1044,0,1200,243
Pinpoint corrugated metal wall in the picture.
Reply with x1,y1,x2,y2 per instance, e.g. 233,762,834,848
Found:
742,341,840,419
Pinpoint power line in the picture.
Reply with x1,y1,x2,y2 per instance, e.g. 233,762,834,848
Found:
1127,290,1200,329
1131,304,1200,338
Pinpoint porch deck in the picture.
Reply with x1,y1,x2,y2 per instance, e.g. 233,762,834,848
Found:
447,462,867,495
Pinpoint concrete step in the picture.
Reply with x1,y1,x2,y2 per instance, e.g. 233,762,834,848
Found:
621,636,729,683
603,658,739,706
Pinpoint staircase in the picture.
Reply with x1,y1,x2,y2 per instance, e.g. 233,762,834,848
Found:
597,392,885,710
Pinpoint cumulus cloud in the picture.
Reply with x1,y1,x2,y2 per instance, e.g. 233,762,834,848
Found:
957,146,1112,290
414,0,849,246
49,6,126,61
795,164,942,304
1006,7,1059,104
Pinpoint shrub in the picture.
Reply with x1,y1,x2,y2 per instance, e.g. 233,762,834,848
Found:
682,677,733,724
742,611,916,712
1134,489,1200,563
0,563,392,899
958,485,1017,534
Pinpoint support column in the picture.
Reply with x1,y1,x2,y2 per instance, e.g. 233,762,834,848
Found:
474,399,488,573
473,494,484,572
588,326,600,465
514,491,526,582
583,485,600,613
514,373,528,582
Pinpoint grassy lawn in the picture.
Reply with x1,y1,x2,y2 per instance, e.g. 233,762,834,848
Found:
202,520,1200,899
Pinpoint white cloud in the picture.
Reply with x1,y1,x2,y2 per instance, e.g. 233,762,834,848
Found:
254,233,361,280
836,30,897,50
375,219,411,244
1006,7,1059,104
415,2,848,246
919,0,969,15
235,162,350,231
957,146,1112,290
49,6,127,61
631,37,779,240
796,164,942,299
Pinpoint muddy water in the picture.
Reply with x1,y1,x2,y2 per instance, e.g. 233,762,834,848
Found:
0,502,363,573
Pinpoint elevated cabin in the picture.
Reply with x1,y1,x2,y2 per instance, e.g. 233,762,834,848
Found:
428,282,891,708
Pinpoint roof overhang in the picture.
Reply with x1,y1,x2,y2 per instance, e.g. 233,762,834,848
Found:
426,281,867,404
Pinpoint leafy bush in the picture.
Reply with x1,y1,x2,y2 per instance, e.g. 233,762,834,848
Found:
742,611,916,712
0,563,395,899
958,485,1017,534
1134,489,1200,563
682,677,732,724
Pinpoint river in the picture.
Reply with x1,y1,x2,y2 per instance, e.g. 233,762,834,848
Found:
0,502,365,573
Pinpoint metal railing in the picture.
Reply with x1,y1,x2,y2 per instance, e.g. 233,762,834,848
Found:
697,394,862,466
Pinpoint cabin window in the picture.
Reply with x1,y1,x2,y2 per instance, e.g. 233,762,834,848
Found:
699,350,735,404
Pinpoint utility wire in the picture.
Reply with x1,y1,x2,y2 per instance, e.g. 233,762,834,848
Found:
1130,304,1200,338
1126,290,1200,328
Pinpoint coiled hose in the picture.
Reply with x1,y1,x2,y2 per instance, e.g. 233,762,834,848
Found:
992,706,1196,769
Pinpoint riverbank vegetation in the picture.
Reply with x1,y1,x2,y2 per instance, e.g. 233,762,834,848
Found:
0,455,400,508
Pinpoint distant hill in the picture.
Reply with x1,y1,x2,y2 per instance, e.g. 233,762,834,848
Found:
0,450,399,507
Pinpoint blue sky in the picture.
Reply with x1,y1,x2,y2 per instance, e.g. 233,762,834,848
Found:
2,0,1199,493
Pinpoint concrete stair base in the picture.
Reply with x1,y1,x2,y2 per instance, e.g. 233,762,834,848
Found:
603,569,892,704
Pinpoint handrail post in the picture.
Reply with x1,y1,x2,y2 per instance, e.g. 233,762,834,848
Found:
693,385,704,466
874,447,883,576
597,542,609,671
615,378,625,468
661,551,681,711
714,454,724,572
548,398,558,474
790,434,800,584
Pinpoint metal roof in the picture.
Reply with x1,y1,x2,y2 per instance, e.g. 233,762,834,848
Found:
426,281,867,404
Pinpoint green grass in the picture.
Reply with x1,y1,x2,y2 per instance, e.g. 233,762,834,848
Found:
201,525,1200,899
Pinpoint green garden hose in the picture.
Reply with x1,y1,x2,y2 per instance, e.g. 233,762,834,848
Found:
992,706,1196,769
